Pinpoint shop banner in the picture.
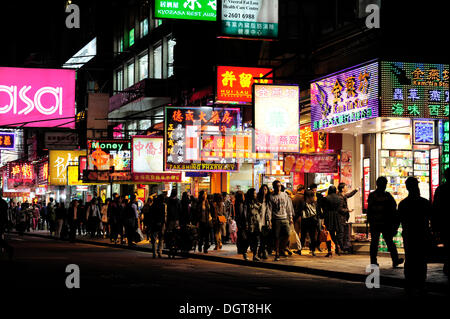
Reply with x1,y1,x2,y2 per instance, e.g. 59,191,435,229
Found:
443,121,449,180
413,120,435,145
37,161,49,185
166,162,238,172
45,132,79,150
254,84,299,153
82,170,132,183
7,161,35,187
49,150,86,186
132,136,182,182
0,67,75,128
283,154,338,174
0,132,15,150
430,148,439,202
165,106,240,171
2,192,30,198
311,61,379,131
381,61,449,119
154,0,217,21
216,66,272,104
363,158,370,210
221,0,278,38
87,139,131,171
340,151,352,188
300,125,328,153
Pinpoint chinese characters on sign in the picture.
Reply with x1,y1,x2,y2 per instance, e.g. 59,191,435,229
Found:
165,107,240,171
310,61,379,131
216,66,272,104
221,0,278,38
299,125,329,153
254,84,300,153
87,139,131,171
155,0,217,21
443,121,449,180
49,150,86,186
8,162,35,183
381,62,449,119
283,154,338,174
132,136,182,182
413,120,435,144
0,132,15,150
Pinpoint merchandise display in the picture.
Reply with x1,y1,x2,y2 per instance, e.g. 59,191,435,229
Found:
413,150,430,200
379,150,413,204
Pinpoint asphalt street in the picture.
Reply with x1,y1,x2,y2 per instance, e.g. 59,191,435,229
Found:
1,234,447,316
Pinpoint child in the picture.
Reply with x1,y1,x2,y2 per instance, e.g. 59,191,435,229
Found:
228,219,237,244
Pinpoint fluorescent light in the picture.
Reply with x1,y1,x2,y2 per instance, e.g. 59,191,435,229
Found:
63,37,97,69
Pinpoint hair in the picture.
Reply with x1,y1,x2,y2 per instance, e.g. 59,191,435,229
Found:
199,190,207,202
338,183,346,192
235,191,245,204
170,189,177,198
181,192,189,202
272,180,281,190
257,184,270,203
328,185,337,194
304,189,315,200
405,176,420,196
309,183,318,190
213,193,223,203
297,184,305,193
376,176,388,188
245,188,256,203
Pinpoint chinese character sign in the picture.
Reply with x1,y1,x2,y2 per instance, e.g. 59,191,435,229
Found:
165,107,240,171
216,66,272,104
87,140,131,171
49,150,86,185
284,154,338,174
155,0,217,21
381,62,449,119
413,120,435,144
0,67,75,128
443,121,449,180
0,132,15,150
8,162,35,182
254,84,299,153
221,0,278,38
310,61,379,131
132,137,165,173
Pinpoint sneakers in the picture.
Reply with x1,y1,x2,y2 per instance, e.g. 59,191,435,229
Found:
393,258,404,268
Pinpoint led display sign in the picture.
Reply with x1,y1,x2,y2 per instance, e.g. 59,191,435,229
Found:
413,120,435,144
87,139,131,171
154,0,217,21
310,61,379,131
381,61,449,119
0,132,15,150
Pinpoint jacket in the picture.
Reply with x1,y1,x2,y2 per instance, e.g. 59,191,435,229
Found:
292,193,305,220
245,200,262,233
323,193,342,232
338,189,358,222
367,190,397,228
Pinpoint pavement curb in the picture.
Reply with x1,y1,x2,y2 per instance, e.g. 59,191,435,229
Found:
13,231,449,294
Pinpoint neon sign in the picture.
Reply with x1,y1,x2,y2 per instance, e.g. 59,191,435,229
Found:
0,132,15,150
413,120,435,144
87,139,131,171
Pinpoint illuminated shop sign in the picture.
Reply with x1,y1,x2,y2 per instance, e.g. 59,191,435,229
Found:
380,61,449,119
0,67,75,128
300,125,328,153
254,84,299,153
154,0,217,21
413,120,435,144
49,150,86,186
310,61,379,131
216,66,272,104
283,154,338,174
221,0,278,38
87,139,131,171
0,132,15,150
7,161,35,187
443,121,449,178
165,106,240,171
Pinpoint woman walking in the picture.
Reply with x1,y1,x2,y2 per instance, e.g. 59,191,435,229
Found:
246,188,263,261
300,190,320,256
101,199,110,238
234,191,249,260
195,190,213,253
212,193,226,250
257,184,272,259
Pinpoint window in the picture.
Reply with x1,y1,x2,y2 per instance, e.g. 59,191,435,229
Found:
129,28,135,46
118,35,124,53
155,19,163,27
127,62,135,88
115,68,123,92
168,39,176,77
153,44,162,79
138,53,148,81
140,18,149,37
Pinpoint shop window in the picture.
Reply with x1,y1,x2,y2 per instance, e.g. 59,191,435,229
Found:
118,35,124,53
138,53,148,81
229,163,253,193
115,68,123,92
127,62,135,88
129,28,135,46
153,44,162,79
168,38,176,77
140,18,149,37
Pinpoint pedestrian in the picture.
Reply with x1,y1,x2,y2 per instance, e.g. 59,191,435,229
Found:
125,195,140,246
367,177,404,267
223,192,234,243
78,201,87,236
149,194,167,258
267,180,294,261
108,194,122,244
31,203,40,231
234,190,249,260
39,202,48,231
337,182,358,253
142,197,154,241
212,193,226,250
101,199,110,238
86,199,101,238
0,192,14,260
257,184,271,259
432,168,450,277
194,190,213,253
300,190,320,256
47,198,56,236
245,188,263,262
55,202,67,239
398,177,432,296
323,186,344,257
292,184,305,255
180,192,191,228
166,189,181,232
67,200,79,242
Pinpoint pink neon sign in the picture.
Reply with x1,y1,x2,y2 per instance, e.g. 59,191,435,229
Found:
0,67,75,128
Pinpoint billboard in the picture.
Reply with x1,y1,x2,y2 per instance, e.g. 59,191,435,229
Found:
221,0,278,38
132,136,181,182
0,132,15,150
254,84,299,153
216,66,272,104
310,61,379,131
0,67,75,128
380,61,449,119
49,150,86,186
154,0,217,21
165,106,240,171
87,139,131,171
284,154,338,174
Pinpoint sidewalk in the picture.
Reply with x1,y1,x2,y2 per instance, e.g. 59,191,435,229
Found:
18,229,449,293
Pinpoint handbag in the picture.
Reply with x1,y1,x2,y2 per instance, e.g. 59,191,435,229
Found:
218,215,227,224
319,226,331,242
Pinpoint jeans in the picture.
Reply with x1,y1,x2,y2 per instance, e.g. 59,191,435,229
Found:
151,229,164,255
198,222,211,252
370,226,399,264
300,218,318,252
248,231,261,256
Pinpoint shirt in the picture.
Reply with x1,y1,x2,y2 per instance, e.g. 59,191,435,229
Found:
268,192,294,221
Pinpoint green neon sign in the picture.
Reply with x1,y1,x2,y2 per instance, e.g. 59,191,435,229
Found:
154,0,217,21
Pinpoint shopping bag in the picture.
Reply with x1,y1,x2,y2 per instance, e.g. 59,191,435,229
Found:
288,224,301,250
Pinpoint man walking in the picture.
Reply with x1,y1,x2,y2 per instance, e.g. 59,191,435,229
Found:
292,184,305,255
337,182,358,253
367,177,403,267
432,168,449,277
268,180,294,261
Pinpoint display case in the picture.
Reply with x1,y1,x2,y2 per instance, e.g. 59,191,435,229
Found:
413,150,430,200
379,150,413,204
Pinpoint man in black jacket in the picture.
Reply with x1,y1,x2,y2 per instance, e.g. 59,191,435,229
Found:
166,189,181,232
367,177,403,267
337,183,358,253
